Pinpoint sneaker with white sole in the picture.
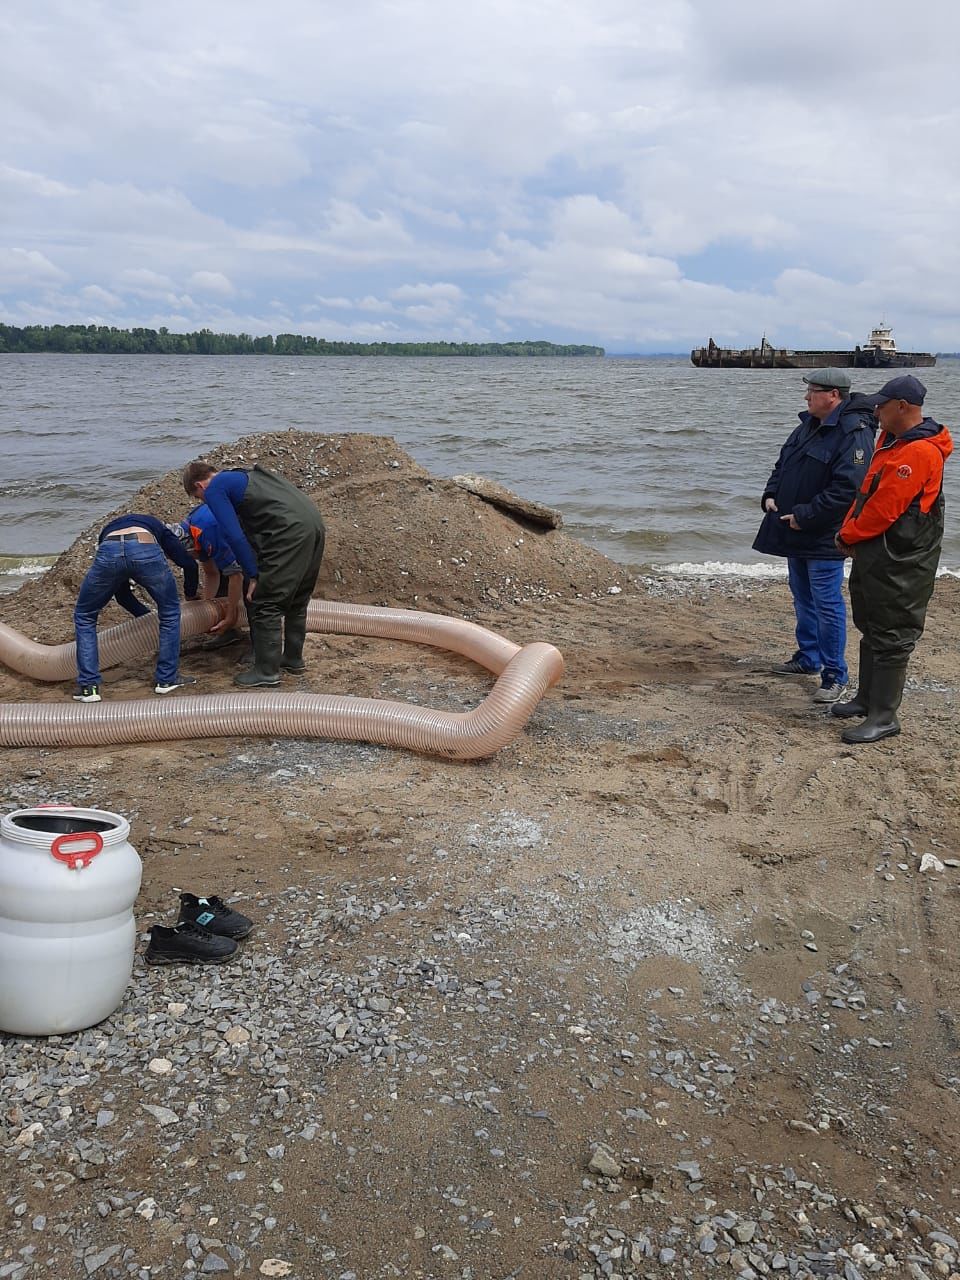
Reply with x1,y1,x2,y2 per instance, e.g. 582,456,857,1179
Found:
72,684,102,702
813,678,847,704
154,676,198,695
771,656,820,676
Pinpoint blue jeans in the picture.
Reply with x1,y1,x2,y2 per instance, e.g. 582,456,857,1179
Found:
74,542,182,687
787,557,848,683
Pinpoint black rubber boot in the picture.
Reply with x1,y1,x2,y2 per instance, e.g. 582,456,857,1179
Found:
234,619,282,687
841,665,907,744
281,614,307,674
237,613,258,667
830,642,873,719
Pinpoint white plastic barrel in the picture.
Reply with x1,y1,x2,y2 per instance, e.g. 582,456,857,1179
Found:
0,806,142,1035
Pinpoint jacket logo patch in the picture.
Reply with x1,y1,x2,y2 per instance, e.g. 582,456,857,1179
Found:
853,449,865,464
896,464,913,480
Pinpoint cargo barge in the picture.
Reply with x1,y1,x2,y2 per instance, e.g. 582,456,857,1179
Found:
691,325,936,370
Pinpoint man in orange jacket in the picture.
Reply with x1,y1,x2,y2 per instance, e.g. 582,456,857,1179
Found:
833,375,952,743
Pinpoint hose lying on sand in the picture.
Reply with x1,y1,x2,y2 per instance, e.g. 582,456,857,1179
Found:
0,599,523,682
0,600,564,759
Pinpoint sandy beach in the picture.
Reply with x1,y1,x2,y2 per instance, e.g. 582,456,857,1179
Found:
1,432,959,1280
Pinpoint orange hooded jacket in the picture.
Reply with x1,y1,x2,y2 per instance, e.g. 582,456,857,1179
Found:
838,421,953,546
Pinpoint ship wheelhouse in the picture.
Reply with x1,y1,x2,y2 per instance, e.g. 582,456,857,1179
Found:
865,325,897,353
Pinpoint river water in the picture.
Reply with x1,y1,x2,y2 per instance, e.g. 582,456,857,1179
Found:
2,353,959,589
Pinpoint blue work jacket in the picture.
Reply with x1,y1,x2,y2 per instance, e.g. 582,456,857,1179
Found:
752,393,876,560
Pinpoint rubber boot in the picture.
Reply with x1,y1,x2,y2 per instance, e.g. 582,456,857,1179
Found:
830,642,873,719
234,619,282,687
841,665,907,744
280,614,307,674
237,619,256,667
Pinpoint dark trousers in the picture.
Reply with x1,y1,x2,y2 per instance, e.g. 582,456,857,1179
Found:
247,526,326,632
239,466,326,640
849,545,939,667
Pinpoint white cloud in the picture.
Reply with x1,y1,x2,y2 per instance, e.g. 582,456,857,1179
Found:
119,269,177,295
80,284,122,306
0,248,66,288
312,296,355,311
0,164,73,200
391,282,463,303
188,271,235,296
189,105,312,187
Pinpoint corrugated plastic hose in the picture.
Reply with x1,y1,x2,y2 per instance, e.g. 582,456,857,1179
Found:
0,600,564,759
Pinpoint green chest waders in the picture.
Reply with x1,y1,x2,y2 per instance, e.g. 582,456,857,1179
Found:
234,467,325,688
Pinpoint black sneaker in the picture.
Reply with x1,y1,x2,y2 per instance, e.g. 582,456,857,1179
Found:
770,657,819,676
72,684,102,702
154,675,199,695
145,921,238,965
177,893,254,940
200,627,245,652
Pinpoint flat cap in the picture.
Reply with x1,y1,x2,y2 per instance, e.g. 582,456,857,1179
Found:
802,367,852,392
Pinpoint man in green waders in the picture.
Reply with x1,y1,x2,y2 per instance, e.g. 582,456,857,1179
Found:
182,461,325,688
833,376,953,743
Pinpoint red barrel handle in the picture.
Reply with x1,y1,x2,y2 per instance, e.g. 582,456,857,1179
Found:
50,831,104,870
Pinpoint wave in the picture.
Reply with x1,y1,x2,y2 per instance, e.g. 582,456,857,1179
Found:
0,427,86,439
655,560,789,578
0,554,58,596
0,554,58,576
653,560,960,580
0,478,102,501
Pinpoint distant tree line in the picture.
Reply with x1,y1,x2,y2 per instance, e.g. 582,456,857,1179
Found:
0,323,604,358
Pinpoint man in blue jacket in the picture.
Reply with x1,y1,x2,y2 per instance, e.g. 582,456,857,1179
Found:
73,515,200,702
753,368,876,702
180,503,246,649
181,461,325,688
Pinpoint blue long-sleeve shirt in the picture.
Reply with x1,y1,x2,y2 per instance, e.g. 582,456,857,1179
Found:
98,513,200,605
200,471,260,579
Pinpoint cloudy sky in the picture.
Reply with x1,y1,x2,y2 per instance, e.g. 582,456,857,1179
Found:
2,0,959,353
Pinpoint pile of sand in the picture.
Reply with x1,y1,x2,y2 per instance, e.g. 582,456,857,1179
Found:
2,431,631,643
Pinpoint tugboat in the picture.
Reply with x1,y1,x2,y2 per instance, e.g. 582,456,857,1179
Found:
690,324,936,369
855,323,936,367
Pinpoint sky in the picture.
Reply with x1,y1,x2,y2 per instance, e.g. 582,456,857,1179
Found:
2,0,960,354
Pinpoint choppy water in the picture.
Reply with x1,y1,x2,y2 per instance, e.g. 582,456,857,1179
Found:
2,353,959,589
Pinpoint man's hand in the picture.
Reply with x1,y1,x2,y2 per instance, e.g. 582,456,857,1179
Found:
245,577,258,602
208,609,239,636
779,513,800,531
835,533,851,556
209,573,244,633
764,497,778,513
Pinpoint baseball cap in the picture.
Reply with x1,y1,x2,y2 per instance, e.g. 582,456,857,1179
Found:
166,521,195,550
802,367,852,392
863,374,926,407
